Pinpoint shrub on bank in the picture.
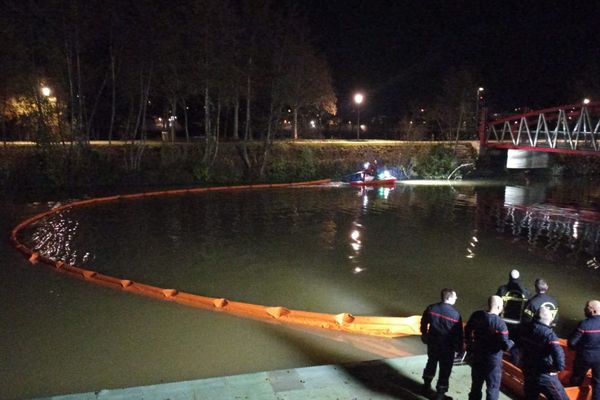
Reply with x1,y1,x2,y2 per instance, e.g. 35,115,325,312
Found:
413,144,459,179
0,141,478,192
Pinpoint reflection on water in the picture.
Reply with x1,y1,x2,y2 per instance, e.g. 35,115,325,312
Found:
484,185,600,269
21,182,600,316
8,179,600,398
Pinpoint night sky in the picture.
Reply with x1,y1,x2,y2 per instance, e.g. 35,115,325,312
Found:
290,0,600,117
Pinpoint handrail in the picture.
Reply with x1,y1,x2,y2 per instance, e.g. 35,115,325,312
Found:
10,179,422,338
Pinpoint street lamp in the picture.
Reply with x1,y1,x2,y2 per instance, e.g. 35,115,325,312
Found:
583,98,591,105
41,86,51,97
354,93,364,140
475,87,484,120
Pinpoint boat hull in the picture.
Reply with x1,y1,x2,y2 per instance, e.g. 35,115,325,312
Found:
501,339,592,400
350,178,397,187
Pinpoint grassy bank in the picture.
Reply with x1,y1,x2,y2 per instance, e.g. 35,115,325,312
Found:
0,140,479,193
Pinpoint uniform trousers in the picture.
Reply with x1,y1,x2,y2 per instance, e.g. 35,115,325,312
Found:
423,346,454,393
468,356,502,400
523,372,569,400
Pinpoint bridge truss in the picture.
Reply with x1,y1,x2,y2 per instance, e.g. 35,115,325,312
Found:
481,101,600,156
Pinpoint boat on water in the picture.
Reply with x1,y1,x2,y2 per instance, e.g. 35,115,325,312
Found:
501,338,593,400
350,177,397,187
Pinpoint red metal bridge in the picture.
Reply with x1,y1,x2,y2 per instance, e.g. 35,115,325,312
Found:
479,101,600,156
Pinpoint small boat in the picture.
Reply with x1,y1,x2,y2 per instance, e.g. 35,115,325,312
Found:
350,177,397,187
501,338,593,400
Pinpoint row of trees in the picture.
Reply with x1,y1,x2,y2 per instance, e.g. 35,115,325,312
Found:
0,0,336,173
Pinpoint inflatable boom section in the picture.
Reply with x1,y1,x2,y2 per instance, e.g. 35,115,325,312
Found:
10,180,421,338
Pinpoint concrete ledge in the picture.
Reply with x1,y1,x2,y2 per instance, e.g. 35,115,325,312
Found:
35,355,515,400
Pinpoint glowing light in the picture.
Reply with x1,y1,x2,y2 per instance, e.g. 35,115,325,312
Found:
353,267,365,274
378,187,391,199
310,120,316,128
41,86,51,97
586,257,599,270
377,170,394,180
360,124,366,130
351,230,360,241
354,93,364,104
583,98,591,105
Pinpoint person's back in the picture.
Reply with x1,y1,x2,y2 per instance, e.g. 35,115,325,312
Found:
517,307,568,400
568,300,600,400
421,289,463,400
496,269,530,298
465,296,513,400
523,278,558,324
466,310,512,358
423,302,463,348
519,319,564,375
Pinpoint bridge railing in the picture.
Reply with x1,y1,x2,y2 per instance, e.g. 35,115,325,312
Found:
481,101,600,154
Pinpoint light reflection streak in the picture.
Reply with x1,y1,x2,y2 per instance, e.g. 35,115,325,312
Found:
465,229,478,259
28,210,86,265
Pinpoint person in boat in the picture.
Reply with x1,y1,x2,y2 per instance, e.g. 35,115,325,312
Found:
420,288,464,400
496,269,530,298
362,159,378,181
517,306,569,400
496,269,530,340
465,295,514,400
568,299,600,400
522,278,559,326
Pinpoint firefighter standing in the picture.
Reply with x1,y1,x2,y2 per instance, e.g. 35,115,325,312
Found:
420,288,464,400
568,299,600,400
465,295,514,400
517,306,569,400
523,278,558,324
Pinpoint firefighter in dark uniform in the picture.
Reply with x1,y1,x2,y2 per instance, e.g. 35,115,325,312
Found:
517,306,569,400
523,278,558,325
568,299,600,400
496,269,530,298
465,295,514,400
421,288,464,400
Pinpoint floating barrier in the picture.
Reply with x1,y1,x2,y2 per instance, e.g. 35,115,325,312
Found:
10,179,421,338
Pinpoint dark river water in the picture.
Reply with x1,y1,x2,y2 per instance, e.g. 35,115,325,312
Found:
2,179,600,399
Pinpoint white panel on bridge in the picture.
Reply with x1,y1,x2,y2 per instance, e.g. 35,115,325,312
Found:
506,149,549,169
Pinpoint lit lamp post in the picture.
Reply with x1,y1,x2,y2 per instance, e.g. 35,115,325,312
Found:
583,98,591,105
354,93,364,140
475,87,484,120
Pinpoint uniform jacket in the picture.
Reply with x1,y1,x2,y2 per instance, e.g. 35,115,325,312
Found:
496,278,530,298
420,302,464,352
568,315,600,362
465,310,513,360
518,320,565,375
523,293,558,323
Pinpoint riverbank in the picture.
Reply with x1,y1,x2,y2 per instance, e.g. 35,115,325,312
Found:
0,140,478,193
34,354,515,400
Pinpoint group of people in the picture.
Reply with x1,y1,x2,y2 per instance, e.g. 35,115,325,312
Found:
419,270,600,400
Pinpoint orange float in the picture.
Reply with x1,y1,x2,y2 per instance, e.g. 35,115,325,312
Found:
11,179,422,338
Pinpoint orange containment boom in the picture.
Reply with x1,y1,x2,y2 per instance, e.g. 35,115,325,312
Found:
10,180,422,338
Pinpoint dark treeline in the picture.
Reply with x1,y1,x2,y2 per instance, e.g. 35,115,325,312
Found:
0,0,336,175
